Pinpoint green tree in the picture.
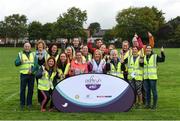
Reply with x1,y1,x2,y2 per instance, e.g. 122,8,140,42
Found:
5,14,27,47
0,21,7,44
174,25,180,42
115,6,165,41
103,29,116,43
55,7,87,39
88,22,101,36
28,21,42,41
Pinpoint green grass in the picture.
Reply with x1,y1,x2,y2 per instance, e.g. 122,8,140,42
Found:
0,47,180,120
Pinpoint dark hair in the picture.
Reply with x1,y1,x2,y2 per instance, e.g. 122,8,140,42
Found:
95,39,102,43
132,46,138,49
57,52,68,68
75,50,82,55
48,43,58,56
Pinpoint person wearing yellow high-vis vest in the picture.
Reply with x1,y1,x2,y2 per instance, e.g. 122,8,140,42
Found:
15,42,35,111
82,45,92,62
46,43,59,61
36,57,57,112
106,49,125,79
143,45,165,109
123,46,144,108
56,52,70,83
120,40,132,81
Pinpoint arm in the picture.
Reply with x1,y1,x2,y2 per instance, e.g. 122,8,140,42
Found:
87,41,96,54
36,66,44,79
121,63,126,71
15,53,21,66
157,52,165,62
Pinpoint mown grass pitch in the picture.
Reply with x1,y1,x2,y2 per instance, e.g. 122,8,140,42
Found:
0,47,180,120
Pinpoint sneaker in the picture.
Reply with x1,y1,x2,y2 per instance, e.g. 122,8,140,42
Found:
20,105,24,111
41,108,46,112
144,105,151,109
27,105,32,111
151,105,157,110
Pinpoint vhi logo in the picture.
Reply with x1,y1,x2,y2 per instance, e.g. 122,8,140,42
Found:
85,75,101,90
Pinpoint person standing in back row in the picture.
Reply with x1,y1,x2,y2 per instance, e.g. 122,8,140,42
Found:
15,42,35,111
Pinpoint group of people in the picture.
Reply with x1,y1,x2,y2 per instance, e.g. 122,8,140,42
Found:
15,32,165,112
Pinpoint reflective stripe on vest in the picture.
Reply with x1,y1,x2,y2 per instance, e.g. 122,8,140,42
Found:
19,52,34,74
144,54,158,80
45,53,59,61
128,55,143,81
109,62,124,79
57,63,70,81
38,70,56,91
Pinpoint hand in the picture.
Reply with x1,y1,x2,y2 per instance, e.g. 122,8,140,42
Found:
161,46,164,52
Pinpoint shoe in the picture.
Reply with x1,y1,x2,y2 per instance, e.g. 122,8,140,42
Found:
49,108,57,112
27,105,32,111
151,105,157,110
41,108,46,112
20,105,24,111
144,105,151,109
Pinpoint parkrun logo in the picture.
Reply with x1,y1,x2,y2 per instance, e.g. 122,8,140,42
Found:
85,75,101,90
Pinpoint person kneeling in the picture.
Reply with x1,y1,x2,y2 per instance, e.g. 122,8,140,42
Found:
36,57,57,112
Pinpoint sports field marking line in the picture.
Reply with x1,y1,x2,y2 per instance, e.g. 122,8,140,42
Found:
3,91,19,102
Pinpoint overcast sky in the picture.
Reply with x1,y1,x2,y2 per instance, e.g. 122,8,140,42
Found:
0,0,179,29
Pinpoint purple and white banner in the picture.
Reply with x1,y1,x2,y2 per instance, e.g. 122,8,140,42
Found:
52,74,135,112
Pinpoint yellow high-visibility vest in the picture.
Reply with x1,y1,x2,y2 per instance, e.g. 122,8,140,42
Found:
82,54,92,62
38,69,57,91
45,53,59,61
144,54,158,80
19,52,35,74
109,62,124,79
57,63,70,81
127,55,143,81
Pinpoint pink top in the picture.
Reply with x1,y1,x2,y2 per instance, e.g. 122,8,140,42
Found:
70,59,88,75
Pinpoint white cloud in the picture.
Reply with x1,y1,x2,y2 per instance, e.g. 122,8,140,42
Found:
0,0,179,29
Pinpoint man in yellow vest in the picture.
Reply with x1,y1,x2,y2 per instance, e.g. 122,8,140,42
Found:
15,42,35,111
143,45,165,109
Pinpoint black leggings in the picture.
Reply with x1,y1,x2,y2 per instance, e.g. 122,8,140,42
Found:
40,90,53,109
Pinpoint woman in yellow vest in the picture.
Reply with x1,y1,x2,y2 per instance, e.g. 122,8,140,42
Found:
143,45,165,109
36,57,57,112
81,45,92,62
46,43,59,61
123,46,144,108
15,42,35,111
56,52,70,83
106,49,125,79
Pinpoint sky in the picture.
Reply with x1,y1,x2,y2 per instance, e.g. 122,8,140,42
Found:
0,0,179,29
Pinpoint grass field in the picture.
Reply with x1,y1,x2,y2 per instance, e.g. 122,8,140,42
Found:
0,47,180,120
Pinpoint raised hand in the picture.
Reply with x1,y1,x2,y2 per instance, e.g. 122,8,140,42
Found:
161,46,164,52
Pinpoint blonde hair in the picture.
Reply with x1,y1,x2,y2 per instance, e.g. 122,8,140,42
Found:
35,39,46,50
93,49,103,60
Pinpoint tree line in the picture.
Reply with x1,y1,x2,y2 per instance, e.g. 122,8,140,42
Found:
0,6,179,47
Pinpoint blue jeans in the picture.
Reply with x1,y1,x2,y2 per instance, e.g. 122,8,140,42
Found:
143,79,158,107
20,74,35,106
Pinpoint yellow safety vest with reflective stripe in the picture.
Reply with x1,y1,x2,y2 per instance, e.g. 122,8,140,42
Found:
128,55,143,81
38,70,57,91
144,54,158,80
119,49,132,72
45,53,59,61
19,52,35,74
110,62,124,79
82,54,92,62
57,63,70,81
